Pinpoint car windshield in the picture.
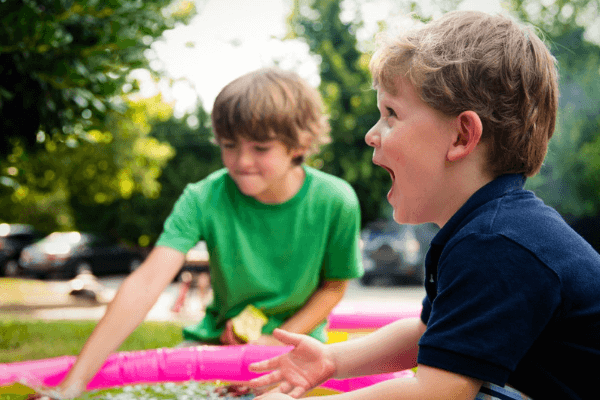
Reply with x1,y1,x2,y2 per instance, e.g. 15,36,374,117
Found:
40,232,88,245
36,232,94,254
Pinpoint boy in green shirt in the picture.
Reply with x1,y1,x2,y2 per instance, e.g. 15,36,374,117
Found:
47,67,363,399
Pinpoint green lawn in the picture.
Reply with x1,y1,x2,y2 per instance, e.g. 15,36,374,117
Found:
0,318,184,363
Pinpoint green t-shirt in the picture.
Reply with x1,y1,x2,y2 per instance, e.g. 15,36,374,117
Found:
156,166,363,343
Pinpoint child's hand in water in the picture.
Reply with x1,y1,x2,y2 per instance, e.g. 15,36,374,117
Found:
26,394,58,400
25,381,85,400
214,384,252,397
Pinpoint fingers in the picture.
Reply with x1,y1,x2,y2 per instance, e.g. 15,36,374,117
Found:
272,382,306,399
248,355,284,373
271,329,303,346
272,381,290,393
248,369,283,387
287,386,307,398
253,382,305,400
220,320,245,345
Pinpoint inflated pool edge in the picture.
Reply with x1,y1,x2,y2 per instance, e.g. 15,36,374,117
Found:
0,345,414,393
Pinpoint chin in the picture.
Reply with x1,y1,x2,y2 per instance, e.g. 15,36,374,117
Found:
392,208,421,226
392,209,407,225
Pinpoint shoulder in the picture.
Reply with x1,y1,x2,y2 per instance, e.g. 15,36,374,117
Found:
451,189,567,246
304,166,359,205
185,168,229,192
180,169,229,201
445,189,600,280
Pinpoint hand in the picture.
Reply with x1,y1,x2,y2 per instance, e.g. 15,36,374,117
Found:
247,329,336,398
220,320,245,345
26,381,85,400
249,334,285,346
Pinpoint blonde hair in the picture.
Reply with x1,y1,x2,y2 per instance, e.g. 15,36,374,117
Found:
211,67,331,164
370,11,559,177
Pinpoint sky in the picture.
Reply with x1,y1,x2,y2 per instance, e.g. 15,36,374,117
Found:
146,0,504,117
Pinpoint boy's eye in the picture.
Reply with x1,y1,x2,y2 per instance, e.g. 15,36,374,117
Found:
385,106,397,118
221,142,237,149
254,146,270,153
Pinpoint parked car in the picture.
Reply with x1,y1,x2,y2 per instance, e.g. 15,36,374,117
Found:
0,223,44,277
19,231,145,279
360,220,438,286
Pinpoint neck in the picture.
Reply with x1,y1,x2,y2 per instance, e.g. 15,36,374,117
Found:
255,165,306,204
435,156,495,228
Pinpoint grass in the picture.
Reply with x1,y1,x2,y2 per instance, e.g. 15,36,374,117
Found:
0,318,184,363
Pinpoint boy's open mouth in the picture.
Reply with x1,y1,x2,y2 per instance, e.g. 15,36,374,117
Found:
383,165,395,182
374,161,395,201
374,162,395,182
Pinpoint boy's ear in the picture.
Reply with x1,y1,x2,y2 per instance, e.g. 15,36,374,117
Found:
290,146,308,158
446,111,483,162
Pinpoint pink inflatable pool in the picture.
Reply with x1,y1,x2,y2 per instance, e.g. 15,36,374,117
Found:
329,300,422,331
0,345,414,395
0,300,421,395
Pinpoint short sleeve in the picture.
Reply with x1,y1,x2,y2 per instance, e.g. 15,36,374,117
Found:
155,184,203,254
417,233,561,385
321,183,363,280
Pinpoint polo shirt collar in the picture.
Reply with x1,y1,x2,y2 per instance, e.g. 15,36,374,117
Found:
431,174,526,247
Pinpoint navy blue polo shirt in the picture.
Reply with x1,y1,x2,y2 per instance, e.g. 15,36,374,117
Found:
418,174,600,400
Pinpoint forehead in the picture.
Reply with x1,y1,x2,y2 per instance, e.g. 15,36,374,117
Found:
376,78,455,124
376,77,420,106
220,136,277,144
218,130,279,143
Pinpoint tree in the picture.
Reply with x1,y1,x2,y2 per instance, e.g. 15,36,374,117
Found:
0,0,196,157
0,93,177,242
289,0,600,228
139,103,223,245
509,0,600,218
287,0,388,226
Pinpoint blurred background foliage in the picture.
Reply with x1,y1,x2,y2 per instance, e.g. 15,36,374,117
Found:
0,0,599,251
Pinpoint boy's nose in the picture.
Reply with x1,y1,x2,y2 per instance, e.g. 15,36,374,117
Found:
236,149,254,169
365,126,380,148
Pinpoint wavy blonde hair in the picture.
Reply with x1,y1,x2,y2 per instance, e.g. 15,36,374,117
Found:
370,11,559,177
211,67,331,165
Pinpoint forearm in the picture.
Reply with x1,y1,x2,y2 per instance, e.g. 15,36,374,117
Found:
60,274,159,388
330,317,425,379
306,365,481,400
60,247,184,391
279,280,348,335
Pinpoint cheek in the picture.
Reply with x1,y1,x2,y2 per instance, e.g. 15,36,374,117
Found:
220,151,236,167
381,133,405,165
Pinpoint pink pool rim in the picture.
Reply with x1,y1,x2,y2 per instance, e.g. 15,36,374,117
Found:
0,345,414,393
0,300,422,393
329,300,423,330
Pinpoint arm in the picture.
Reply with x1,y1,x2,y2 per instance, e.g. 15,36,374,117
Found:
56,246,185,396
249,318,425,396
327,318,482,398
330,316,425,377
298,366,481,400
280,279,349,334
251,320,482,400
